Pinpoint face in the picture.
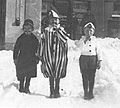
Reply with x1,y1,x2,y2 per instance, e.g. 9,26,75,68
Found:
84,27,95,37
23,24,33,35
49,17,60,28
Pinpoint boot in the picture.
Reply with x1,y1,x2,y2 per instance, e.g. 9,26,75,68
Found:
24,77,31,94
49,86,55,98
25,87,30,94
19,83,24,92
88,91,94,100
84,91,89,100
49,77,55,98
19,77,25,93
54,78,60,98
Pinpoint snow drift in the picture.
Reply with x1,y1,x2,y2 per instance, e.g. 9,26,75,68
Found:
0,37,120,108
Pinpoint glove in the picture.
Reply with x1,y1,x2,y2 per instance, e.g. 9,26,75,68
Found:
41,63,49,78
39,56,44,63
96,60,102,69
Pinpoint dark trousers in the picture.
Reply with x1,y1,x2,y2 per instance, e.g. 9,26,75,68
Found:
19,76,31,91
49,77,60,95
81,70,95,95
79,55,97,96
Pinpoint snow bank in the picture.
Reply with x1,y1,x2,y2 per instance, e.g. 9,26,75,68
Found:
0,50,16,87
1,37,120,108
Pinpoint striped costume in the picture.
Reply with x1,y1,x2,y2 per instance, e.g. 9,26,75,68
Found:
39,26,68,79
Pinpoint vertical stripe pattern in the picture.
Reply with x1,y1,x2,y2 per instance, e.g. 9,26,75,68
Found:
41,27,68,78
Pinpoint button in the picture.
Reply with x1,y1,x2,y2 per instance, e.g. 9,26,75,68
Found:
89,50,91,52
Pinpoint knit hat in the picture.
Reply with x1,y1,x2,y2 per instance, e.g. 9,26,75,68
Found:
23,19,34,29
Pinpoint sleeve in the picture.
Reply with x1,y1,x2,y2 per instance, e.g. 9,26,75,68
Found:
57,27,68,43
13,37,21,60
34,36,40,64
74,36,84,48
73,40,82,54
96,40,102,61
37,33,45,63
75,40,81,47
35,36,39,53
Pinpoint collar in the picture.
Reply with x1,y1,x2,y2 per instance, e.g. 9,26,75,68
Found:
81,36,96,44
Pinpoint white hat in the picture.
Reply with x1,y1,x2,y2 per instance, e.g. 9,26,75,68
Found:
84,22,95,29
49,10,60,18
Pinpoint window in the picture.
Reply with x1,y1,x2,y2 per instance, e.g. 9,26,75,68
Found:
114,1,120,11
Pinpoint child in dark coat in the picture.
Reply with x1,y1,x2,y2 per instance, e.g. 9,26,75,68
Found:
13,19,39,93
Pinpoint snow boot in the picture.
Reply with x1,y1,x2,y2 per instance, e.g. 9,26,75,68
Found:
19,77,25,93
49,86,55,98
88,92,94,100
24,77,31,94
84,91,89,100
24,85,30,94
19,84,24,93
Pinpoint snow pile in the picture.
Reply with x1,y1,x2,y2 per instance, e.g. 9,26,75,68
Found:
0,37,120,108
62,37,120,107
96,38,120,90
0,51,16,89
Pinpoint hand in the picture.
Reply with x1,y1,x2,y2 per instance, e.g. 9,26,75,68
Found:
97,60,102,69
75,40,80,46
14,59,18,65
36,59,39,64
39,56,44,63
35,56,40,64
41,63,48,78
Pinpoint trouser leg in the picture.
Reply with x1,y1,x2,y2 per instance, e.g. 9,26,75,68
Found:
82,72,89,99
88,70,95,99
88,56,97,99
89,79,94,96
79,56,89,99
25,76,31,93
49,77,55,98
55,78,60,98
19,76,25,92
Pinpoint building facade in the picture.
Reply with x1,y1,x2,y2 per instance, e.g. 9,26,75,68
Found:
41,0,120,39
0,0,120,50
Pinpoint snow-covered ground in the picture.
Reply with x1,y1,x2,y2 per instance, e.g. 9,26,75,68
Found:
0,37,120,108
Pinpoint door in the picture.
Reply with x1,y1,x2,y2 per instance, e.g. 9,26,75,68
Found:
0,0,6,49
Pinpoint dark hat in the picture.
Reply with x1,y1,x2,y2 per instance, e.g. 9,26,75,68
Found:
48,10,60,19
23,19,34,27
23,19,34,30
84,22,95,29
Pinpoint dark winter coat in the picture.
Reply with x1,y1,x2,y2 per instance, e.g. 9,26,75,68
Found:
39,26,68,79
13,33,39,80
